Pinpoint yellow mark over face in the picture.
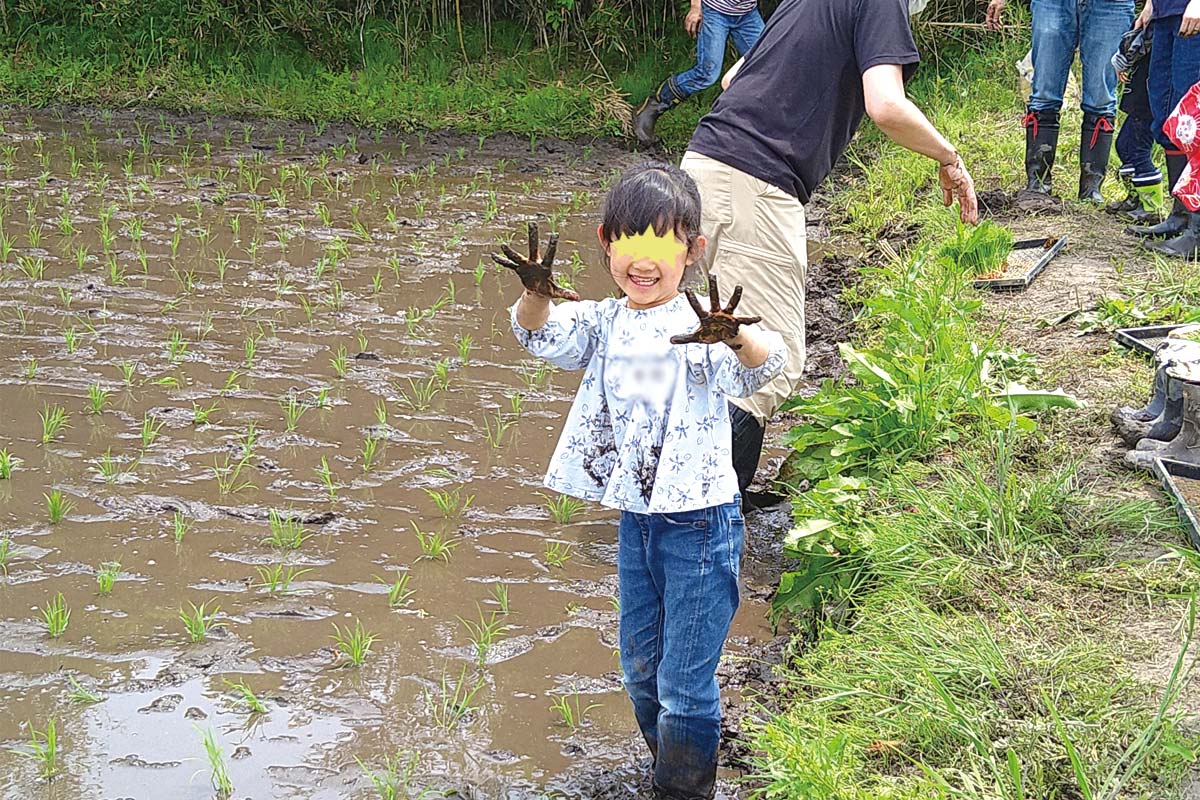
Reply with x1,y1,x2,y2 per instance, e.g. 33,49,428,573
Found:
610,225,688,263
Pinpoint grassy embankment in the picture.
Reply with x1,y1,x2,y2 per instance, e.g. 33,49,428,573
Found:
748,26,1200,800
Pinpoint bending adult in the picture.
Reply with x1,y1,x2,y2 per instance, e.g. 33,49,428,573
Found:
681,0,977,497
987,0,1133,201
1129,0,1200,258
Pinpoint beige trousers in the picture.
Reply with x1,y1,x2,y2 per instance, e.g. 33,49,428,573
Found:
680,151,808,421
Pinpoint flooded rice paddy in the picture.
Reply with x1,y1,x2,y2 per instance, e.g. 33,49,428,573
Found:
0,109,783,799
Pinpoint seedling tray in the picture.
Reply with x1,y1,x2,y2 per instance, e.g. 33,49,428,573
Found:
1114,324,1188,357
1153,457,1200,550
972,236,1067,291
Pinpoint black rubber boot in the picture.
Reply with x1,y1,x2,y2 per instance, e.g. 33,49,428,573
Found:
1147,210,1200,259
1079,112,1115,202
632,79,683,147
1129,153,1188,238
1022,109,1060,193
730,404,764,494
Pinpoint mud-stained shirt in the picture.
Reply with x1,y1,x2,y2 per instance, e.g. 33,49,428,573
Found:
511,294,786,514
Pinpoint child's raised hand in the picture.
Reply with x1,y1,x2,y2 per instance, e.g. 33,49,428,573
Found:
492,221,580,301
670,277,762,351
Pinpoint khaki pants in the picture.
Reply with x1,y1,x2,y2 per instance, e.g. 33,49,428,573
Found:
681,151,807,422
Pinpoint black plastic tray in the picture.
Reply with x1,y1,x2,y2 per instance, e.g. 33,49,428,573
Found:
1114,324,1189,357
972,236,1067,291
1153,457,1200,549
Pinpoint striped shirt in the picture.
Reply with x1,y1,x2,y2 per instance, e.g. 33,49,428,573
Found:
704,0,758,17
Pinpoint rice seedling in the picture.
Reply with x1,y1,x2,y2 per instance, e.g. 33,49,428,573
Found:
425,487,474,517
39,404,69,445
67,675,102,704
265,509,309,550
172,511,190,543
374,398,389,426
460,605,510,667
57,286,73,310
280,394,309,432
361,434,382,473
376,571,415,608
544,541,574,568
412,522,458,563
427,665,483,731
96,560,120,594
355,751,431,800
520,361,552,390
93,449,135,483
0,448,18,479
482,411,514,449
314,456,338,501
44,490,74,524
11,719,58,779
139,414,164,449
235,423,258,460
62,325,79,355
0,537,11,576
165,328,188,362
254,563,310,596
40,592,70,637
542,493,587,524
490,582,510,615
331,618,377,667
192,401,219,426
225,679,268,715
507,392,525,417
22,357,36,379
331,345,349,378
180,601,223,643
456,334,473,364
118,360,137,385
86,383,110,415
473,261,486,286
200,727,234,799
211,454,254,495
396,377,440,413
550,690,601,730
432,358,452,391
243,333,259,368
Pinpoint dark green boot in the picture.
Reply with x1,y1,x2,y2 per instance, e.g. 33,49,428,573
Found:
1022,109,1060,193
632,78,684,147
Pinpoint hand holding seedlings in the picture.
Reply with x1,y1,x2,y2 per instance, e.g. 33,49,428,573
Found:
670,277,762,352
493,221,580,302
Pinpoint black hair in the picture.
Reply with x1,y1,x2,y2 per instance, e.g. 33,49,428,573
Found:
599,161,702,252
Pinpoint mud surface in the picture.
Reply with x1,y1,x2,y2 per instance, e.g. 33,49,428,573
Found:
0,109,811,799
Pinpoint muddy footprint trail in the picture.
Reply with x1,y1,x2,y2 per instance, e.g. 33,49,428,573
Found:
0,108,809,799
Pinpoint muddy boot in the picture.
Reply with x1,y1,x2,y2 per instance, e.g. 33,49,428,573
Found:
1127,179,1166,224
1107,169,1137,214
1112,366,1169,446
1022,109,1060,193
1129,154,1188,238
1147,210,1200,259
1126,380,1200,469
1140,377,1186,444
632,79,684,147
1079,112,1115,203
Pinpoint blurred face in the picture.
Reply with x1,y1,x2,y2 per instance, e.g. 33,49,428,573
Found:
599,224,705,310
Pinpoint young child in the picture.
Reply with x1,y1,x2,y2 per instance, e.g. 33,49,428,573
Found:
1109,26,1163,222
496,163,785,799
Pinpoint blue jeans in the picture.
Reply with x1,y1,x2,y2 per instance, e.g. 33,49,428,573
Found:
1029,0,1134,115
1149,15,1200,150
1115,114,1160,179
673,5,764,99
618,500,744,798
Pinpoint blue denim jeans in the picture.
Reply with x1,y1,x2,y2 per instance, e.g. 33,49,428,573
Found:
1029,0,1134,115
1149,16,1200,150
673,4,764,99
618,500,744,799
1115,114,1160,179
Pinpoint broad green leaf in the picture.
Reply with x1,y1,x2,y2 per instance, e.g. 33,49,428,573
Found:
994,383,1083,411
838,343,898,388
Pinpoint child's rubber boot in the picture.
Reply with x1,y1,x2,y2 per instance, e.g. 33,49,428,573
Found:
1128,179,1166,224
1022,109,1059,193
1107,169,1138,215
1130,154,1188,238
632,79,684,147
1079,112,1115,203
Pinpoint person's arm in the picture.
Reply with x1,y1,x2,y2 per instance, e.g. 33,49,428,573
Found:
727,327,770,367
1183,0,1200,35
721,57,745,90
1136,0,1154,29
985,0,1005,31
862,63,978,224
685,0,703,37
516,290,552,331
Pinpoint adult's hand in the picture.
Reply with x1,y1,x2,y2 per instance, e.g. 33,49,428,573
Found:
685,6,703,37
939,155,978,225
985,0,1005,31
1135,0,1154,29
1183,0,1200,36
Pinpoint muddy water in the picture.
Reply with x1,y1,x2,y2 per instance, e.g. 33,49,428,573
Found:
0,109,779,799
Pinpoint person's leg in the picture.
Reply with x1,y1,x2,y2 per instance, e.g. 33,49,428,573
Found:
617,510,666,761
633,7,733,146
648,501,743,799
1077,0,1133,201
1024,0,1078,192
1131,16,1188,236
728,7,764,57
1148,20,1200,257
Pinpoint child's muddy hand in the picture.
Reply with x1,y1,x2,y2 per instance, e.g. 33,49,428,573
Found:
670,277,761,351
492,221,581,301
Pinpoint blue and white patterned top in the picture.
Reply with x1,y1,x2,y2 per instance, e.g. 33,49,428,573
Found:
511,294,787,514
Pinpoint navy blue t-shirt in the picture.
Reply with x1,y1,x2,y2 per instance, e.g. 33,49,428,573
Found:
687,0,919,203
1154,0,1187,19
